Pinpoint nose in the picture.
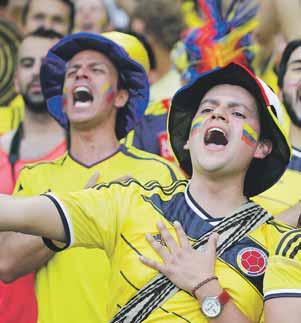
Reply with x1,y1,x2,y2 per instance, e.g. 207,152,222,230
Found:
211,110,228,122
75,66,89,80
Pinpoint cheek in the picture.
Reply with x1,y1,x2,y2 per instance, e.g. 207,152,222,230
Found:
99,81,116,103
240,122,259,149
62,86,70,109
190,116,205,138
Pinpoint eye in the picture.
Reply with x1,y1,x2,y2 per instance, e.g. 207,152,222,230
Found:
66,69,76,77
92,67,106,74
232,111,246,118
200,107,214,114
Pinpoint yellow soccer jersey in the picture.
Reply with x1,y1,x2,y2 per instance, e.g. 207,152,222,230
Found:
14,144,183,323
0,95,24,134
253,169,301,216
264,229,301,302
43,179,291,322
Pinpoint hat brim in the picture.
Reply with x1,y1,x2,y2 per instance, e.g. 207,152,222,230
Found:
41,32,149,139
168,63,290,196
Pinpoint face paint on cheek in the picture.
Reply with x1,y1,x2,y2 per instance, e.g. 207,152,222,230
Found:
63,87,69,108
100,81,115,103
241,123,258,148
190,116,205,137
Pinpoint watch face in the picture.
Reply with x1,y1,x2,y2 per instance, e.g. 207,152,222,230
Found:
201,297,222,318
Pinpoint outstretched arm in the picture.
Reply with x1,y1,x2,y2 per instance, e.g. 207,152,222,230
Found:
265,298,301,323
0,194,65,241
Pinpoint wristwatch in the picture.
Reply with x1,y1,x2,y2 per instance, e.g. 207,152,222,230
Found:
201,289,230,318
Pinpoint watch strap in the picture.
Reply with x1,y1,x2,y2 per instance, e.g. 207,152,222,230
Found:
218,289,230,305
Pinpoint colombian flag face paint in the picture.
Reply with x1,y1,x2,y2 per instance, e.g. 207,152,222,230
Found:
100,81,115,103
190,116,205,136
241,123,258,148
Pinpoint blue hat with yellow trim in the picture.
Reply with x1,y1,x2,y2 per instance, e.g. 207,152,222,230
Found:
40,32,149,139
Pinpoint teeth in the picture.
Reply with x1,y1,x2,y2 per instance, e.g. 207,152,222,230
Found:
74,86,90,94
208,127,225,135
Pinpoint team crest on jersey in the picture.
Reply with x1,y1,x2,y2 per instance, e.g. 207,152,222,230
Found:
237,247,267,277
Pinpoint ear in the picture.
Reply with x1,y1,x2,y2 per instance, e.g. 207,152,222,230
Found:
253,139,273,159
113,89,129,109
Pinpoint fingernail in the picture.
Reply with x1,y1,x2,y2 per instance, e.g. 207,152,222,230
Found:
173,220,180,226
157,221,164,229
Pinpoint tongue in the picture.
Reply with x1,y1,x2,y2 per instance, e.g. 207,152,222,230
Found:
74,91,93,103
205,131,228,146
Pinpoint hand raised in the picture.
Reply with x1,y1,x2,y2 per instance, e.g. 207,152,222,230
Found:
140,221,218,294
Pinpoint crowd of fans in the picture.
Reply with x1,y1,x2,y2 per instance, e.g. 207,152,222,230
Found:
0,0,301,322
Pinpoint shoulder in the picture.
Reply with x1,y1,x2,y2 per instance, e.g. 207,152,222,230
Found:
21,153,68,173
93,176,188,196
120,145,184,179
274,228,301,261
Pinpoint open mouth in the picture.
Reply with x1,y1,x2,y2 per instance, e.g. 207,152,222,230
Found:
73,86,94,108
204,127,228,146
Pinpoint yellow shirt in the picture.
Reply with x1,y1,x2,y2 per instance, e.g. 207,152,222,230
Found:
264,229,301,301
14,145,183,323
0,95,24,134
253,169,301,215
44,179,291,322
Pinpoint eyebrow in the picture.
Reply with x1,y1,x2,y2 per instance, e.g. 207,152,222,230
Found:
67,62,108,70
288,59,301,66
200,98,254,112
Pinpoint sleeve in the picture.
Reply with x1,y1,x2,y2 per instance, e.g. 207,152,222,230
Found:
42,184,135,256
264,229,301,301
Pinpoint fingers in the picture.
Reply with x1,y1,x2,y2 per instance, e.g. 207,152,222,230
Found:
173,221,190,249
157,221,180,253
139,255,165,272
84,171,100,189
207,233,219,258
145,233,170,259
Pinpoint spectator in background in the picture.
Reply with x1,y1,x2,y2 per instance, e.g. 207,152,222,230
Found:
0,0,75,138
253,40,301,223
253,0,301,92
263,228,301,323
0,28,65,323
22,0,74,35
74,0,111,34
130,0,185,102
0,31,183,323
114,0,138,17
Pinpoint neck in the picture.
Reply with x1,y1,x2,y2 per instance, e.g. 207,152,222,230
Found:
22,108,63,138
189,173,247,218
69,124,120,166
289,122,301,150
